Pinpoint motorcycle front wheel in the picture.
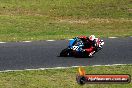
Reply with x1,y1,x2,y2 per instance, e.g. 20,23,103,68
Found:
60,48,72,57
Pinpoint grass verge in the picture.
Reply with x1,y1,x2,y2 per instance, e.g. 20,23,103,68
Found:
0,65,131,88
0,0,131,41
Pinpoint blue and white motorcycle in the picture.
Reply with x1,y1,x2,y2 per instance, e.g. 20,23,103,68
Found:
60,37,104,57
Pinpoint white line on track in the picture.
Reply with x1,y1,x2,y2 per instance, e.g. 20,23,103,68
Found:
92,65,102,66
68,39,74,40
23,41,32,43
46,40,55,41
0,42,6,43
0,36,132,44
92,64,128,67
0,64,129,72
112,64,127,66
0,70,23,72
109,37,118,38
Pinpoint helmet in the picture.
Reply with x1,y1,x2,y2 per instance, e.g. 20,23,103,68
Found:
89,35,95,41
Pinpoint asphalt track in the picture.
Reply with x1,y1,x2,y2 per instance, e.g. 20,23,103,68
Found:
0,37,132,71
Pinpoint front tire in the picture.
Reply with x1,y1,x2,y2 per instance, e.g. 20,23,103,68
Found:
60,48,72,57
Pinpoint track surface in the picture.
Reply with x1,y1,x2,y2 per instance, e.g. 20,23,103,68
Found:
0,37,132,71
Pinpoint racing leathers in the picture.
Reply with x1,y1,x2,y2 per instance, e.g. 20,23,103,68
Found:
77,36,96,57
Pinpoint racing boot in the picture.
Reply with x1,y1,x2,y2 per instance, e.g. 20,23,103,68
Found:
89,51,95,57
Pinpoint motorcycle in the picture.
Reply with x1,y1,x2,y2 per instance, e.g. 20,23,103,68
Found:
60,37,104,57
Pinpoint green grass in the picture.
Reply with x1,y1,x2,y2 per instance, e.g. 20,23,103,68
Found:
0,1,131,88
0,0,131,41
0,65,131,88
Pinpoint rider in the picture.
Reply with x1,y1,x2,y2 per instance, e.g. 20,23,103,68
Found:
78,35,97,57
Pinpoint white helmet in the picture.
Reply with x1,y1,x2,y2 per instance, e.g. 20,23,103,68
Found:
89,35,95,41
